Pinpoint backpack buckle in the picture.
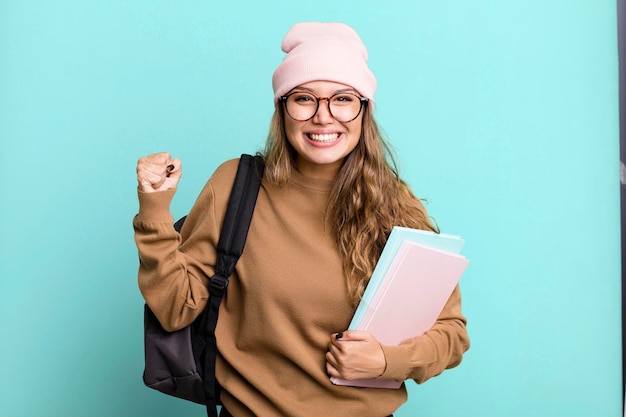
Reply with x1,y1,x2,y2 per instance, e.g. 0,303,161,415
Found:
210,275,228,297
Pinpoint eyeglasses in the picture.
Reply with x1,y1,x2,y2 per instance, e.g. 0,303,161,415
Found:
280,91,368,123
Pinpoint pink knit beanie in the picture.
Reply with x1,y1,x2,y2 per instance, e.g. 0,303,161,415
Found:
272,22,377,104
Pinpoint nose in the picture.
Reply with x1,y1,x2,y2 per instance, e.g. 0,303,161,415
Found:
312,97,334,124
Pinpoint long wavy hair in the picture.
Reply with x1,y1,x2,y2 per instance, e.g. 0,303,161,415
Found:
261,104,439,306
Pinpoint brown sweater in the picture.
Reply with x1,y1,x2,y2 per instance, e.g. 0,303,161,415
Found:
134,158,469,417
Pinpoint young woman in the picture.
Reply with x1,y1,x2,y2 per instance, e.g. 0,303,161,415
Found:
134,22,469,417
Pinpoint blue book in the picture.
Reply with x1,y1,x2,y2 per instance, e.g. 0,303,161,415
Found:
348,227,466,330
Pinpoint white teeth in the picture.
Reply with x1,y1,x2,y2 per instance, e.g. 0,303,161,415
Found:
309,133,339,142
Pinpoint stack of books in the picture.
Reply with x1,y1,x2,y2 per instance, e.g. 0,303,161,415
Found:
330,226,470,388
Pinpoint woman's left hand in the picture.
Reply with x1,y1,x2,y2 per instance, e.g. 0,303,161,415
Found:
326,330,386,380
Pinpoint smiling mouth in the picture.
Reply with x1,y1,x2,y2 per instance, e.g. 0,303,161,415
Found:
308,133,340,143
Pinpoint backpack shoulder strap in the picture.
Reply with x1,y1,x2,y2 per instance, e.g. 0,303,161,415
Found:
211,154,265,293
203,153,264,417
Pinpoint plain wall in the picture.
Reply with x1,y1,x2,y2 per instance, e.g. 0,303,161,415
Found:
0,1,621,416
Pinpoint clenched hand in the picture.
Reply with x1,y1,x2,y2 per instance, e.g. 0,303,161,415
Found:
136,152,182,193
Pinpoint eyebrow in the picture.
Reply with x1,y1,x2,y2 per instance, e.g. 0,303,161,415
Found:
291,86,359,95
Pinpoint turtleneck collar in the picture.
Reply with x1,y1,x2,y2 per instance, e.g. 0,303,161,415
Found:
290,166,334,193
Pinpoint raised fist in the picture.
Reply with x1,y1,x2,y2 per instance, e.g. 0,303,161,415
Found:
136,152,182,193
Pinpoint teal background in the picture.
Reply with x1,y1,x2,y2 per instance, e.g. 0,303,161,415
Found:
0,1,621,416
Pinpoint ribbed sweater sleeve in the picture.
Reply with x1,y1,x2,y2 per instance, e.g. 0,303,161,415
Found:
133,161,235,332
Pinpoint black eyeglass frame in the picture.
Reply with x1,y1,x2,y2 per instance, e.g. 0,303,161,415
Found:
279,92,369,123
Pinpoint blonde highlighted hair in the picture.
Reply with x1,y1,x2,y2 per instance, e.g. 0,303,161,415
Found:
261,106,438,306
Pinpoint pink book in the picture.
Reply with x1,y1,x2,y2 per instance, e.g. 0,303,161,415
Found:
330,240,469,388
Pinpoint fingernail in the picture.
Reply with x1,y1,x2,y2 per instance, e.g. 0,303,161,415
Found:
167,164,175,171
336,332,343,340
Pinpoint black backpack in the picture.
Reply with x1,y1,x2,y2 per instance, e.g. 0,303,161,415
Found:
142,154,264,417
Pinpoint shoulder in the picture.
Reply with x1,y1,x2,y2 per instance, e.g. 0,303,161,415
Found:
187,158,241,212
181,158,242,234
207,158,241,193
211,157,240,181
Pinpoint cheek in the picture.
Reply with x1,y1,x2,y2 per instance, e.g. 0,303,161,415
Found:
347,121,363,144
283,118,301,145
